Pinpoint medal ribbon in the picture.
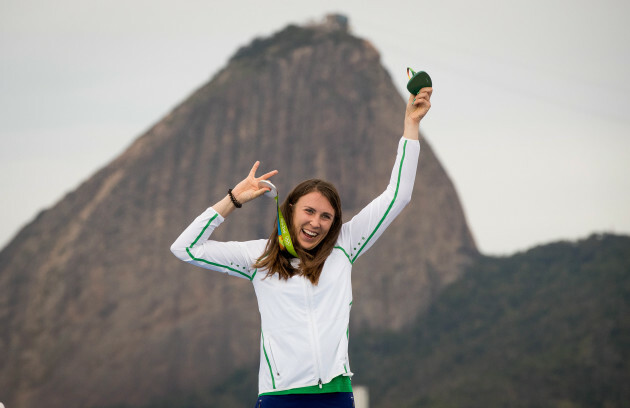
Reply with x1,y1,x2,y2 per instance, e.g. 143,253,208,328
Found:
275,195,298,257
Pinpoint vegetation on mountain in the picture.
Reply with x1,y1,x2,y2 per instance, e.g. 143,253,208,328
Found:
350,233,630,408
102,234,630,408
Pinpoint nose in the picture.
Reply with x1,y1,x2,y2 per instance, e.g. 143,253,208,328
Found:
309,215,321,228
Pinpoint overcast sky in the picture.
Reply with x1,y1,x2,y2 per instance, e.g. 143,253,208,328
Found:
1,0,629,255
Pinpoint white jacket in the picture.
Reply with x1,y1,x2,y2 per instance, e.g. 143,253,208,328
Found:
170,137,420,394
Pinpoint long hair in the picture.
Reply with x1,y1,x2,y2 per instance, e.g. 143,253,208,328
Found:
253,179,342,285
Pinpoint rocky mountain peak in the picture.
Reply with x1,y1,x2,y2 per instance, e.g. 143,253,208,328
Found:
0,16,477,408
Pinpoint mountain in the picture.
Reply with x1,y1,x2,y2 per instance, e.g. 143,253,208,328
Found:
0,15,477,408
350,233,630,408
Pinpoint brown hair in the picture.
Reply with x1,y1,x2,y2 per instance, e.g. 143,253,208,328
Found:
253,179,342,285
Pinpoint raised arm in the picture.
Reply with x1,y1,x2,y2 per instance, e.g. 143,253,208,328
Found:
170,162,277,279
336,86,432,263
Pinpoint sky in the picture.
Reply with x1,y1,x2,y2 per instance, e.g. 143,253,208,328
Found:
1,0,629,255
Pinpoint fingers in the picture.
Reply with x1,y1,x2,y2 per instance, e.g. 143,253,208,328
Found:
231,162,278,205
260,169,278,180
248,161,261,178
405,86,433,127
412,87,432,106
248,161,278,180
250,188,268,200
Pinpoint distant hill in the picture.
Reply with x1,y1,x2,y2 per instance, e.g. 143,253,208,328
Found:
350,233,630,408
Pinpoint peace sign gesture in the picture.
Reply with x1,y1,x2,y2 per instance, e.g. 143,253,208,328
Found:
231,161,278,204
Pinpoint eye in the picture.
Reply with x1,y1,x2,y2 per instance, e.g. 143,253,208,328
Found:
305,208,315,214
322,213,333,220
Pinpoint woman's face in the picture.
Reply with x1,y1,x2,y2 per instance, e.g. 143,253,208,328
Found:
292,191,335,250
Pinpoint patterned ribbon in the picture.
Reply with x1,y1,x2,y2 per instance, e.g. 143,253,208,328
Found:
275,195,298,257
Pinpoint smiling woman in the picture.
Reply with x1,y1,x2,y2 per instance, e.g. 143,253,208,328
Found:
293,191,335,250
253,178,343,285
170,87,432,407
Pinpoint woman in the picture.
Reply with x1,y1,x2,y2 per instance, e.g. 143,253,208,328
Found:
171,87,432,407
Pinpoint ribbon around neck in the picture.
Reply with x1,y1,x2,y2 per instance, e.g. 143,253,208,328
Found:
275,195,298,257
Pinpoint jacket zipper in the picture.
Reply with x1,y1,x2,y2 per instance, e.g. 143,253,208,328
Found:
304,278,324,388
269,341,281,377
261,330,276,389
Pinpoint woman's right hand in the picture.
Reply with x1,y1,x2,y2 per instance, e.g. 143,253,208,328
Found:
231,161,278,205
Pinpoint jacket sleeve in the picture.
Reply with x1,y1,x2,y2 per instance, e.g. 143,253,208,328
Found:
170,207,262,280
336,136,420,264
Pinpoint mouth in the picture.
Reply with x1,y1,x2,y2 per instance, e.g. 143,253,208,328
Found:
301,228,319,239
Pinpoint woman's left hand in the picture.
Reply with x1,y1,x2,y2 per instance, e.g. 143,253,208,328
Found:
405,87,433,126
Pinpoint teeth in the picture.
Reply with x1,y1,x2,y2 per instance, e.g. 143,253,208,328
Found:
303,229,317,237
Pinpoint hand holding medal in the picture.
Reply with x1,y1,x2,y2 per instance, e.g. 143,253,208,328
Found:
405,67,433,127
